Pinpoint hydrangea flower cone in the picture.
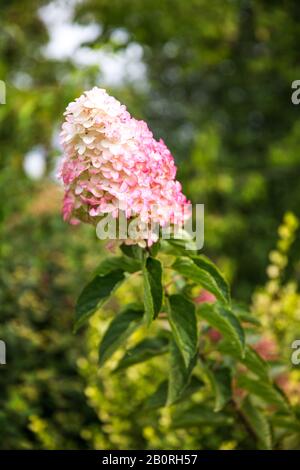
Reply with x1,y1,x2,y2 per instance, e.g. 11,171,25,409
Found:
59,87,189,246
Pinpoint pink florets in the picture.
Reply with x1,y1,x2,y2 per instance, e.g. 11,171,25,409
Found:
59,87,189,246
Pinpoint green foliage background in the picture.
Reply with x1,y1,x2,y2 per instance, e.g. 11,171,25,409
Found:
1,0,300,449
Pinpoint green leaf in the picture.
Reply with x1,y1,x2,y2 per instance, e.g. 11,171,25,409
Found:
94,255,141,275
75,269,125,331
198,303,245,357
172,404,233,428
145,381,169,410
191,255,230,304
149,241,161,258
165,234,198,255
143,256,163,324
144,376,204,410
168,294,198,368
98,306,143,366
232,304,261,326
114,337,168,371
219,342,270,381
75,254,142,331
270,416,300,432
206,366,232,412
241,396,272,450
167,339,197,405
238,376,290,412
120,244,143,261
240,347,270,381
172,256,230,305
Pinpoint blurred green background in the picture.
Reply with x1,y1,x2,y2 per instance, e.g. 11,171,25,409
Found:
1,0,300,449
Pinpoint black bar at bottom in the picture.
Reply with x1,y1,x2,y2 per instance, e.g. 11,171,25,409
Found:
0,449,294,466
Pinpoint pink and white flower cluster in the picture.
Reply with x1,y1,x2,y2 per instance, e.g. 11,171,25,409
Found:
59,87,189,246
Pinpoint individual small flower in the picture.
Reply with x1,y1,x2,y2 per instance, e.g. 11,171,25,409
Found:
59,87,189,246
